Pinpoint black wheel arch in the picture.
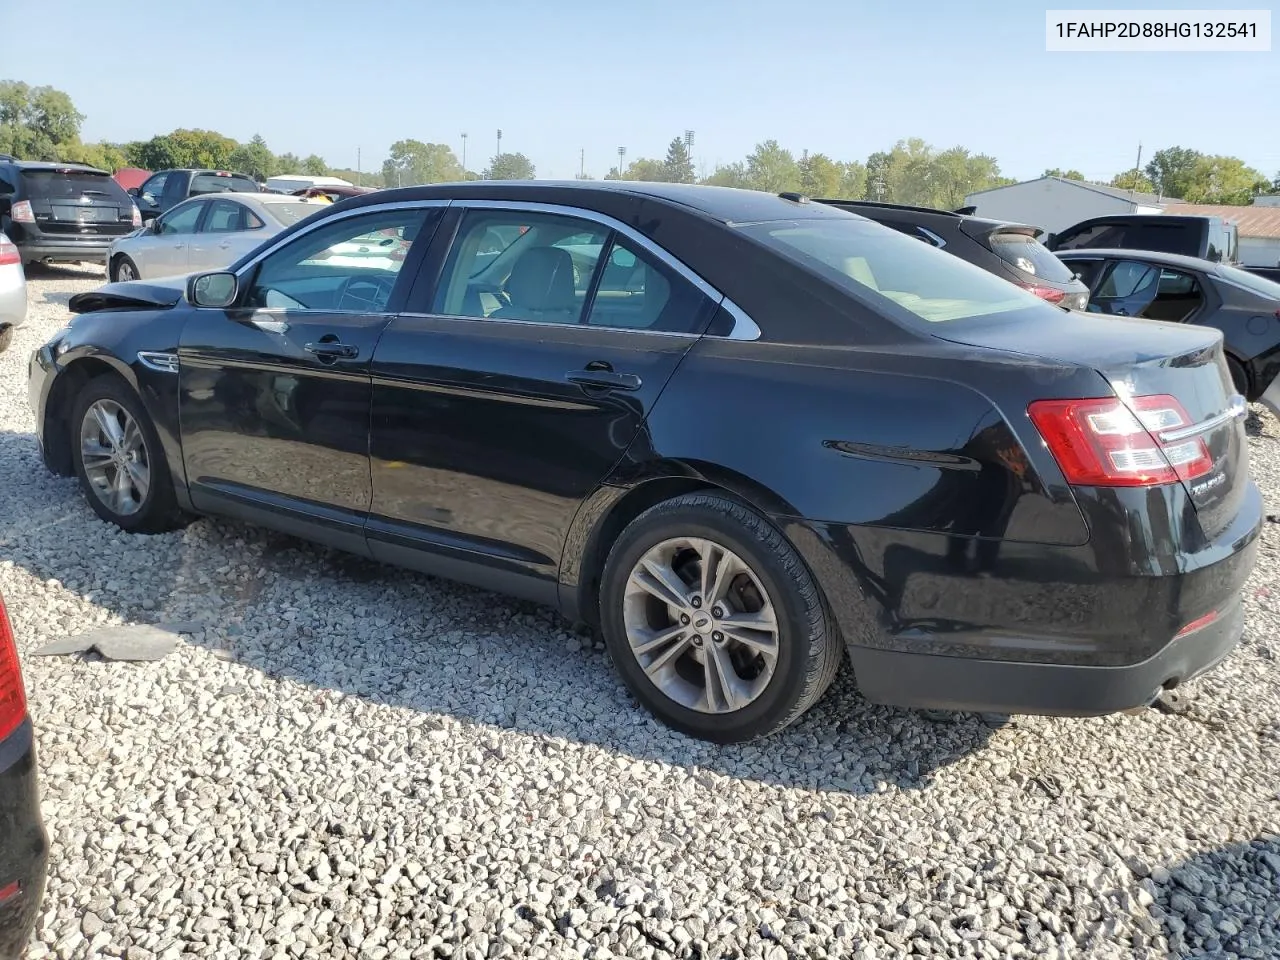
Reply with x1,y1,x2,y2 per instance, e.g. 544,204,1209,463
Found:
41,355,135,476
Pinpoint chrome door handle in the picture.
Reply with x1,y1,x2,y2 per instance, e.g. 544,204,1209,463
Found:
305,341,359,359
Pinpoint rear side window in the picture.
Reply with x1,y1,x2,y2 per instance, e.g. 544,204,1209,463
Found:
1095,261,1159,299
260,202,317,226
987,232,1075,282
1122,223,1200,257
1053,223,1121,250
19,170,127,201
739,218,1047,325
190,173,259,195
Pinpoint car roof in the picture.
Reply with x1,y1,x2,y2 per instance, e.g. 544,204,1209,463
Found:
358,181,860,225
813,198,1039,234
3,160,110,174
1063,214,1220,227
1055,248,1223,272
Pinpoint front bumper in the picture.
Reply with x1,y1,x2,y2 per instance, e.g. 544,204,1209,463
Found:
28,343,59,467
0,720,48,960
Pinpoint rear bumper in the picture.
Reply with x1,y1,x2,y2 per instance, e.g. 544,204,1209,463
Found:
14,237,114,263
0,720,48,960
849,591,1245,715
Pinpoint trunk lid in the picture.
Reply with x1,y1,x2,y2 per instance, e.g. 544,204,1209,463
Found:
939,312,1248,539
20,168,135,238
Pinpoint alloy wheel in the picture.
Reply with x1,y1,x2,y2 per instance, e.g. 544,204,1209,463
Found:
622,536,780,714
79,399,150,516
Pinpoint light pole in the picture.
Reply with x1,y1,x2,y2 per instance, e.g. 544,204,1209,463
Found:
461,132,468,175
617,146,626,179
580,148,585,178
496,129,503,161
684,130,695,182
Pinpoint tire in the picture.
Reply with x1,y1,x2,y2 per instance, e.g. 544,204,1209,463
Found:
599,492,841,743
1227,356,1250,398
70,375,183,533
112,256,140,283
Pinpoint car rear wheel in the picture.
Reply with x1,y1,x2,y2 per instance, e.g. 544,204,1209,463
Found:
599,492,841,743
112,256,140,283
70,375,183,533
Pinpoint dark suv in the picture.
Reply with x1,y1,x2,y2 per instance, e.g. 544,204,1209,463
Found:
1047,214,1239,265
131,169,261,221
0,592,47,960
814,198,1090,309
0,157,140,268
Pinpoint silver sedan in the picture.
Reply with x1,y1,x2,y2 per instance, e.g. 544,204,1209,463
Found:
0,232,27,353
106,194,327,282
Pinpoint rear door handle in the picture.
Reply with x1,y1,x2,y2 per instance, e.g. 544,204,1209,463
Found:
305,341,359,359
566,370,642,391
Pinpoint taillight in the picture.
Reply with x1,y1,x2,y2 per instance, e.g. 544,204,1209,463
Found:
0,596,27,742
0,236,18,266
10,200,34,223
1174,609,1219,640
130,203,142,228
1019,282,1066,304
1028,394,1214,487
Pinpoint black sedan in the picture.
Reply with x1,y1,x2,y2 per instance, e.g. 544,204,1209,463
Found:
1057,248,1280,401
28,182,1261,743
0,593,47,959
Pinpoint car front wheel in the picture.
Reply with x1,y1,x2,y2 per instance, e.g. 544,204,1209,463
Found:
599,492,841,743
112,256,140,283
70,375,183,533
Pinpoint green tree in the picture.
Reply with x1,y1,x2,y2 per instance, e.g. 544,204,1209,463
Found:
483,152,535,180
607,158,666,181
797,153,843,198
661,137,695,183
381,140,463,186
228,134,275,181
932,147,1003,209
326,167,365,186
1043,168,1084,180
136,129,237,170
838,161,867,200
0,80,85,160
1110,168,1155,193
303,154,328,176
1144,146,1203,199
59,141,126,171
864,151,892,200
745,140,799,193
1182,155,1269,204
701,162,751,188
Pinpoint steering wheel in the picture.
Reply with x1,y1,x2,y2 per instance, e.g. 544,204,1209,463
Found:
336,274,396,313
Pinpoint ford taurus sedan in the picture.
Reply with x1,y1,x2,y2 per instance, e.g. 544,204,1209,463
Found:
28,182,1261,743
107,193,326,282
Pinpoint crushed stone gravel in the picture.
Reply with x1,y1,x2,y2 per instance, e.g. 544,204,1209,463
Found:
2,264,1278,959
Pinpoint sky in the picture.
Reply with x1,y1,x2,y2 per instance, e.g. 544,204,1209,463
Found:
5,0,1277,182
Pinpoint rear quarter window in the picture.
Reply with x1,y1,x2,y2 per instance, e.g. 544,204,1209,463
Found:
987,232,1075,282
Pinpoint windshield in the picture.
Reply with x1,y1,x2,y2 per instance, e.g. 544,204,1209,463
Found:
262,201,322,226
738,218,1048,324
1218,264,1280,299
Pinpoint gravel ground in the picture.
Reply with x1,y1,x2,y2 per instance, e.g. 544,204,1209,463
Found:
3,266,1279,960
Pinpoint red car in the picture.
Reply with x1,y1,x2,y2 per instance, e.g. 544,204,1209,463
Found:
0,593,46,960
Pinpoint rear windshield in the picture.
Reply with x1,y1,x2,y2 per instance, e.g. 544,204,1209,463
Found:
1218,265,1280,299
190,173,260,195
987,231,1075,282
1056,221,1201,257
262,202,322,226
20,169,127,202
739,218,1048,325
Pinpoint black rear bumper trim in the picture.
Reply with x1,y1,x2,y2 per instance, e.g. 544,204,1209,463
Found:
848,595,1245,716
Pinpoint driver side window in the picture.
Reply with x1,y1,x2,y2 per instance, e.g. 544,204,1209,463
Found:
156,201,204,236
245,207,433,313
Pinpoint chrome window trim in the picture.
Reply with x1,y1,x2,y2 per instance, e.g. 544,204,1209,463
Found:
397,310,702,340
441,198,761,341
221,196,763,341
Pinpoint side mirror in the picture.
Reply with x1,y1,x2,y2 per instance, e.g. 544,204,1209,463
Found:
127,187,140,197
146,218,160,233
188,272,238,308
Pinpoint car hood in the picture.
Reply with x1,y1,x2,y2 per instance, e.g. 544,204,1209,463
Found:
67,276,189,314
